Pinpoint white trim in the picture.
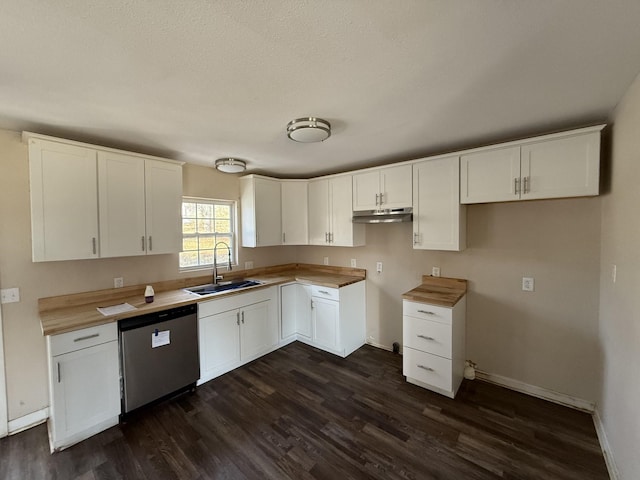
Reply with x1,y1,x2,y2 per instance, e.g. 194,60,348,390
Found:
592,409,620,480
8,407,49,435
366,340,393,352
0,304,7,438
475,370,596,413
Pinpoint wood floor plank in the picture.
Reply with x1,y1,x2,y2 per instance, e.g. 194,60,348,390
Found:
0,342,609,479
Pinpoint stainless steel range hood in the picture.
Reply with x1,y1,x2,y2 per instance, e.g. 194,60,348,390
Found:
352,207,413,224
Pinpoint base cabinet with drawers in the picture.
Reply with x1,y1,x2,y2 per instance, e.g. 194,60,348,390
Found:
402,296,466,398
46,323,120,452
280,281,366,357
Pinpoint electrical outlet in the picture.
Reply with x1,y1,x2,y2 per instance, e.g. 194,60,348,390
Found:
522,277,534,292
432,266,441,277
612,264,617,283
376,262,383,273
323,256,329,265
245,261,254,270
114,277,124,288
350,258,357,268
0,287,20,304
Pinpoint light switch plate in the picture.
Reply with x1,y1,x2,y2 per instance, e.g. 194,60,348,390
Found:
351,258,357,268
1,287,20,304
114,277,124,288
245,261,254,270
522,277,534,292
323,256,329,265
376,262,383,273
432,266,441,277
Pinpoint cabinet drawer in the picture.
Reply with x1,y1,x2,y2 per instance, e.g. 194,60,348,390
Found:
403,300,452,324
403,347,452,392
50,322,117,357
310,285,339,301
403,316,452,358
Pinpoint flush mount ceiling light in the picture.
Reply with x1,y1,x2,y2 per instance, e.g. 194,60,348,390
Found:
215,158,246,174
286,117,331,143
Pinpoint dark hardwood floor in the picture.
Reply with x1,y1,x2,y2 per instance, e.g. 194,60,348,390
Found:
0,342,608,479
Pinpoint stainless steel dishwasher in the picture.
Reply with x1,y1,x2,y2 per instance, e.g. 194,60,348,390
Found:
119,303,199,414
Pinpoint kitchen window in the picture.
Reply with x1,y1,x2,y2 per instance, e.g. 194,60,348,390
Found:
180,197,237,270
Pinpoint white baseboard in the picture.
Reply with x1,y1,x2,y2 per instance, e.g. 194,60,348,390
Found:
8,407,49,435
475,370,596,413
592,409,620,480
366,340,393,352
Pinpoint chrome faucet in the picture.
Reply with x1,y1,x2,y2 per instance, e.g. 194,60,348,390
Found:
212,241,232,285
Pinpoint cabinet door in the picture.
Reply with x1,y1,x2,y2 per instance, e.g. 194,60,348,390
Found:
28,139,99,261
380,164,412,209
308,179,330,245
98,151,146,257
352,171,380,211
521,132,600,200
51,341,120,444
144,159,183,255
413,157,465,251
330,175,364,246
312,297,340,351
199,309,241,381
280,284,298,340
460,146,521,204
281,181,308,245
255,178,282,246
296,285,313,339
240,300,276,361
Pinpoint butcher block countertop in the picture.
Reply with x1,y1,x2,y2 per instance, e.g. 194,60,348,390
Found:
39,263,365,336
402,276,467,307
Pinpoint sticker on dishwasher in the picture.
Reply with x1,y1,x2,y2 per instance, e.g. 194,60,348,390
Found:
151,330,170,348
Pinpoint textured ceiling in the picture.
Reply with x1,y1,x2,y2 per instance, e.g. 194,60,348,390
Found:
2,1,640,177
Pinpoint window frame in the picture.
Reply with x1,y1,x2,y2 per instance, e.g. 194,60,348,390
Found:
179,196,238,272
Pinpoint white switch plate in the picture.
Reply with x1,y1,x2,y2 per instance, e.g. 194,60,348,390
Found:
612,264,617,283
114,277,124,288
0,287,20,304
432,266,441,277
522,277,534,292
323,256,329,265
376,262,383,273
245,261,254,270
350,258,357,268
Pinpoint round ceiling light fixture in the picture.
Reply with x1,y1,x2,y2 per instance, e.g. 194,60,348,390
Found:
215,158,246,174
286,117,331,143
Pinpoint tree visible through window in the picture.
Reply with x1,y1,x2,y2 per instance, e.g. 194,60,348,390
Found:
180,198,235,269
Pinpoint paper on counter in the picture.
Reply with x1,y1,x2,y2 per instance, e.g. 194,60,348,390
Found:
96,303,137,316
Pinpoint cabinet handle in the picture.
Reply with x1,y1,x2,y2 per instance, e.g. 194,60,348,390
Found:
236,312,240,326
141,236,146,251
417,334,435,340
329,233,334,243
417,364,434,372
57,362,61,383
514,177,521,195
92,237,97,255
417,309,435,315
318,290,329,295
325,232,328,243
73,333,100,342
375,193,379,206
241,311,245,324
379,193,384,205
413,232,419,245
310,300,314,309
282,232,286,244
523,176,529,194
148,236,152,251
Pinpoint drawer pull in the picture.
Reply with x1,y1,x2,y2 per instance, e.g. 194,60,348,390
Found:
318,290,330,295
417,334,435,340
417,364,434,372
57,362,61,383
417,310,435,315
73,333,100,342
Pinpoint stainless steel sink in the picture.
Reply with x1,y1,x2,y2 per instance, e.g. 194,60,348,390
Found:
184,280,263,296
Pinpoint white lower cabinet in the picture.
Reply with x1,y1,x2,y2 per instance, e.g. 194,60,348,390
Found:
402,297,466,398
198,287,278,384
280,281,366,357
47,323,120,452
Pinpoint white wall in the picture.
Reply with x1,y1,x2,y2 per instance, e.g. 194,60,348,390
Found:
598,71,640,478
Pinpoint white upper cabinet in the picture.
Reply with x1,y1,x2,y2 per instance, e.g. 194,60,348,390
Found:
281,180,308,245
352,164,412,211
413,156,466,251
28,138,99,262
308,175,365,247
460,126,603,204
26,133,183,262
240,175,282,247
